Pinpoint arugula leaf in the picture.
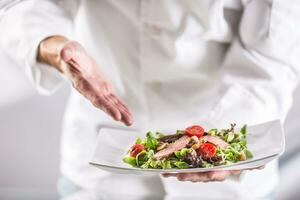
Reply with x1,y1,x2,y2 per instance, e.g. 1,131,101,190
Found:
162,160,172,169
224,147,241,162
226,132,235,143
240,125,247,136
202,161,214,168
180,148,192,157
176,130,185,134
136,150,147,166
149,159,162,168
208,129,218,136
174,161,189,169
135,137,142,144
155,132,165,138
244,149,253,159
147,149,154,158
218,129,227,139
174,151,181,158
144,132,158,150
174,148,192,158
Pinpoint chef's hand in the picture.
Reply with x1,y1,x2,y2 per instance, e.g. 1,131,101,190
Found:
163,166,264,183
163,170,241,182
37,35,133,126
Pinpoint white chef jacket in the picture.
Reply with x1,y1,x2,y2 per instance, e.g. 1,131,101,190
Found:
1,0,300,199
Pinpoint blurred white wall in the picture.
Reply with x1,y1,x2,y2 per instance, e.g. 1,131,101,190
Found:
275,84,300,200
0,47,299,200
0,48,69,200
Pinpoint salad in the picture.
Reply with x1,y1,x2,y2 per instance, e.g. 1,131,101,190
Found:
123,124,253,169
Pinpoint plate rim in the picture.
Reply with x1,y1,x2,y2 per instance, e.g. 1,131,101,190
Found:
90,153,278,173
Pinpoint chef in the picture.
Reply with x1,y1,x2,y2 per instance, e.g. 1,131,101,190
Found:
0,0,299,199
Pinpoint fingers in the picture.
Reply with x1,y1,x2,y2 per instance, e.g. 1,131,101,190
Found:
177,173,210,182
71,77,133,125
163,171,233,183
230,170,242,175
92,94,133,126
92,95,121,121
245,165,265,171
103,101,122,121
107,94,133,126
162,173,176,178
256,165,265,170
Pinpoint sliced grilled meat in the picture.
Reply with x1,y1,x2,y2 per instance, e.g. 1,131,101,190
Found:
203,135,229,149
158,133,184,143
153,135,190,160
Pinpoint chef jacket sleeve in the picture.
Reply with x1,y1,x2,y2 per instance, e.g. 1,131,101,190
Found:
207,0,300,127
0,0,77,94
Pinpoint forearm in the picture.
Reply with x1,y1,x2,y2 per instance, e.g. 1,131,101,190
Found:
37,35,70,73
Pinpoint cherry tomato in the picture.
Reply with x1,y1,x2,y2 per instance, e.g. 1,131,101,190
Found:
129,144,145,157
185,125,205,138
197,143,216,158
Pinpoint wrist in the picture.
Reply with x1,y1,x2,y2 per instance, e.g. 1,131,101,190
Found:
37,35,69,72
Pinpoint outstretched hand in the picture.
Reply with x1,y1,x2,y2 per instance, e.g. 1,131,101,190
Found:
38,36,133,126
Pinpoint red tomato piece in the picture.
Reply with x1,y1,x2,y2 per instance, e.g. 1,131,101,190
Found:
129,144,145,157
197,143,216,158
185,125,205,138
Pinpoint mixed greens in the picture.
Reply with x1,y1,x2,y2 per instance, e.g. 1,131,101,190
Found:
123,124,253,169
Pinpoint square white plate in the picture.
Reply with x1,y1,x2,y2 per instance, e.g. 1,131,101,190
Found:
90,120,285,174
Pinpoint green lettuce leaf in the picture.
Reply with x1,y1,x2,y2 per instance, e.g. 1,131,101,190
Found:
123,157,137,167
174,161,189,169
135,137,142,144
162,160,172,169
240,125,247,136
144,132,158,150
174,148,192,158
208,129,218,136
244,149,253,159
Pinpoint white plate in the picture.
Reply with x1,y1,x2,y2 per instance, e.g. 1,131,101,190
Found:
90,120,285,174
